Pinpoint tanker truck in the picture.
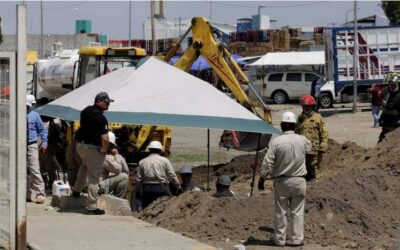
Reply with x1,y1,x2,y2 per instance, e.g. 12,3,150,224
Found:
32,45,147,104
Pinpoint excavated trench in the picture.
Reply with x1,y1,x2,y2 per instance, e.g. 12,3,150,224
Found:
135,129,400,249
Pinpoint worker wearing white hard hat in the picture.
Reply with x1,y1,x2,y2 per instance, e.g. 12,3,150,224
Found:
258,111,312,247
135,140,180,210
98,132,129,198
26,94,36,107
26,94,48,204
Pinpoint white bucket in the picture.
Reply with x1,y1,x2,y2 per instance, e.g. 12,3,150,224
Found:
52,180,71,196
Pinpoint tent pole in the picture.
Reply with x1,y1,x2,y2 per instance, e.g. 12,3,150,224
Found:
207,128,210,191
250,133,262,197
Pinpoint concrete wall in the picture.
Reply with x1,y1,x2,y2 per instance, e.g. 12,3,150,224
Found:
0,34,97,57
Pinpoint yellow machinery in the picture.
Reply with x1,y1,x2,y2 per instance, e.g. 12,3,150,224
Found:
164,17,272,151
66,46,171,158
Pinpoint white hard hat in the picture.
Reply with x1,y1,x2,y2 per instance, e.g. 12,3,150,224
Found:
281,111,297,123
148,141,163,151
26,95,36,107
180,165,193,174
108,131,116,146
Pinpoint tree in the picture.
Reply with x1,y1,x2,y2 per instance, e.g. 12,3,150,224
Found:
381,1,400,25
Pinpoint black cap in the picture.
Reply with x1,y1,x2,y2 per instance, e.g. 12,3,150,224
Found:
216,175,231,186
94,92,114,103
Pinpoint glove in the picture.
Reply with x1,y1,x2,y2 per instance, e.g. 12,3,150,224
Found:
258,178,265,191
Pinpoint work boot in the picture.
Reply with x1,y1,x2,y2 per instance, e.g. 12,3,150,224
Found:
87,208,105,215
35,195,46,204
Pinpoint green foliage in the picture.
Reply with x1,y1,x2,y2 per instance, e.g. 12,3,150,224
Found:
169,153,205,163
381,1,400,25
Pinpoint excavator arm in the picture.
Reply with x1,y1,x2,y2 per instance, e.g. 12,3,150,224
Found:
165,17,272,151
165,17,272,123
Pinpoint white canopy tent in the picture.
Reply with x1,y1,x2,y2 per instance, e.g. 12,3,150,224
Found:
37,57,279,135
250,51,325,66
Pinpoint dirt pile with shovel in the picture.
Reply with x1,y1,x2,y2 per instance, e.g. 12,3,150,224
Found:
137,130,400,249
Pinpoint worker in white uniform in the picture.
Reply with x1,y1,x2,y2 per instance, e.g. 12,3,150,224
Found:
136,141,180,209
98,132,129,198
258,111,312,247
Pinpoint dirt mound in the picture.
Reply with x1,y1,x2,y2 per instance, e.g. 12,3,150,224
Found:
354,129,400,176
191,153,265,192
306,168,400,248
136,135,400,249
320,139,367,175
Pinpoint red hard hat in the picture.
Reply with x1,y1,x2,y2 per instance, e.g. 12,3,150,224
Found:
300,95,316,106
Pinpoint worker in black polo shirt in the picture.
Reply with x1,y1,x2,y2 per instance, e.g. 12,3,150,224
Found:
72,92,114,215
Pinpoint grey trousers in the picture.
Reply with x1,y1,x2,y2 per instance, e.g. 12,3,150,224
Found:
74,143,105,210
99,173,129,198
273,177,306,246
27,143,45,199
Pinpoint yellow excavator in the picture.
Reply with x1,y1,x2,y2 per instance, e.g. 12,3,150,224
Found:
164,17,272,151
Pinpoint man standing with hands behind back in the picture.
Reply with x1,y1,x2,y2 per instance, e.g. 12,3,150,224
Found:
73,92,114,215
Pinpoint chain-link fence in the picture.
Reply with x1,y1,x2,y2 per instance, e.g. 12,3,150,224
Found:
0,55,13,249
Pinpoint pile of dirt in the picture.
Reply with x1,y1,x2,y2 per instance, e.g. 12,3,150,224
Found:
320,139,367,176
355,129,400,176
190,153,265,193
137,131,400,249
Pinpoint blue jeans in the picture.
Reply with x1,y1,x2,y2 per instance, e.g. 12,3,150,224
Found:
372,106,381,127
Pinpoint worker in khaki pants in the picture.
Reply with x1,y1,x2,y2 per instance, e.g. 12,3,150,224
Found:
72,92,114,215
258,111,311,247
26,95,48,204
295,95,328,181
98,132,129,198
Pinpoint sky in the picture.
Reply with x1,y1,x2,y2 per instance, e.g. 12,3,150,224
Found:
0,1,385,40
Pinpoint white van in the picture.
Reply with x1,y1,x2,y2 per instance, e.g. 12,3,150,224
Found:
251,71,323,104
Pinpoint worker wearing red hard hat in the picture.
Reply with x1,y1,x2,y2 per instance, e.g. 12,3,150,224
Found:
295,95,328,181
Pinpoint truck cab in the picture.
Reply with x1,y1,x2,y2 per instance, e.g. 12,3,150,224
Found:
76,47,147,88
33,46,147,104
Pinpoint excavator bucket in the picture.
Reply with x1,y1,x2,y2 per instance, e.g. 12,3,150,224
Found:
219,131,272,151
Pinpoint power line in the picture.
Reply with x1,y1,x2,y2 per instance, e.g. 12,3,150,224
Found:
28,1,88,11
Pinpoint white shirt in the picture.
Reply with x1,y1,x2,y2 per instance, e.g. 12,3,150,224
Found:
137,153,180,185
260,131,312,179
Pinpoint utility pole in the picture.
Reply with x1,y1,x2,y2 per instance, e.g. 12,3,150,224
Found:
128,0,131,47
151,0,156,55
209,1,212,21
352,0,358,113
40,0,44,57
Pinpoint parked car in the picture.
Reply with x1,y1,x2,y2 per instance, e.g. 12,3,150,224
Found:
250,71,324,104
